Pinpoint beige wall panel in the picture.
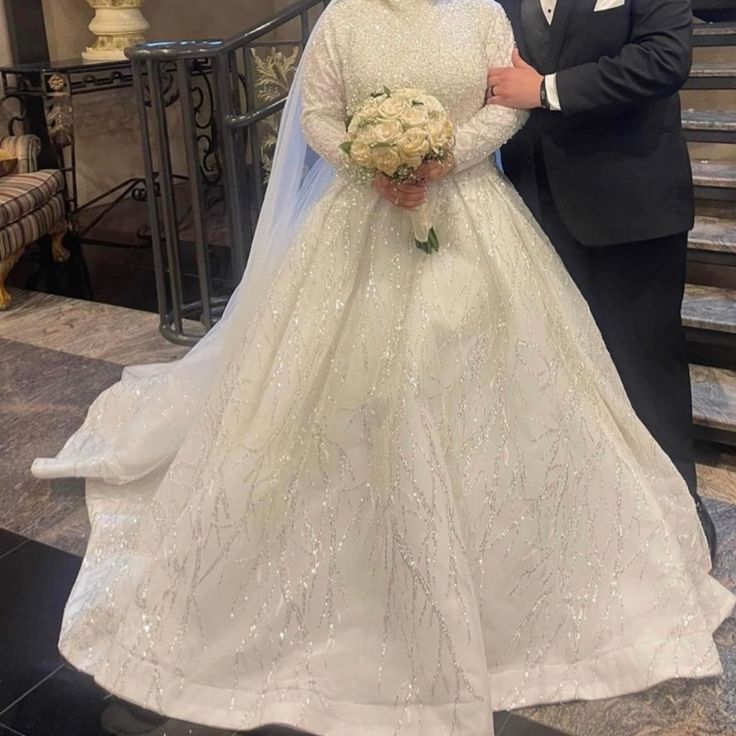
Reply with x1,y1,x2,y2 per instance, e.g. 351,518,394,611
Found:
0,0,12,65
42,0,279,59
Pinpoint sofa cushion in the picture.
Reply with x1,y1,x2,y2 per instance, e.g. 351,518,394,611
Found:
0,135,40,174
0,169,65,229
0,150,18,177
0,192,65,261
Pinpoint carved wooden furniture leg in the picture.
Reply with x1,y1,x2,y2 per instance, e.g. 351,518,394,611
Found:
50,221,71,262
0,250,22,310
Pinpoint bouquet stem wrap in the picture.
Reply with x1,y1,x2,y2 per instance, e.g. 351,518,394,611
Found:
410,202,431,243
409,201,439,253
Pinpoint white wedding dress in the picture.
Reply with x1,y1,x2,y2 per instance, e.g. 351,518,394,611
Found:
32,0,735,734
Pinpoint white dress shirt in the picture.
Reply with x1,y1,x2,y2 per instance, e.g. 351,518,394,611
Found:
539,0,562,110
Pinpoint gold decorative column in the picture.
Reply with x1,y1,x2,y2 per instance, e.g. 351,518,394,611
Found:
82,0,150,61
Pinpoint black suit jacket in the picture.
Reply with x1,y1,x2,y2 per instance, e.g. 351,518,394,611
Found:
498,0,695,246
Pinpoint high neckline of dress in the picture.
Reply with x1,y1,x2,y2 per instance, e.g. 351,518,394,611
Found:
380,0,438,10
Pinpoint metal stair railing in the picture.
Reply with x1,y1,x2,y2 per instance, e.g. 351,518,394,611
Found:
126,0,330,345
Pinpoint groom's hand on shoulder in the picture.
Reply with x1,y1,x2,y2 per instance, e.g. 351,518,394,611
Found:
487,49,543,110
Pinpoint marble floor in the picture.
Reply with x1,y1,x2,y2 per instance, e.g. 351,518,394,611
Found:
2,289,736,736
0,289,191,366
0,289,192,556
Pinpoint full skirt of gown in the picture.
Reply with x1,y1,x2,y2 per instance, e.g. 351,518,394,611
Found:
33,161,735,736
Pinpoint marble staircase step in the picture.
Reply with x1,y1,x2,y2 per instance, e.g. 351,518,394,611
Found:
686,63,736,88
692,160,736,201
693,20,736,45
683,109,736,142
683,283,736,335
689,215,736,255
691,364,736,437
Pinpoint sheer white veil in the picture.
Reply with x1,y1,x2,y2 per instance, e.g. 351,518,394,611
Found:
221,7,341,324
32,1,345,483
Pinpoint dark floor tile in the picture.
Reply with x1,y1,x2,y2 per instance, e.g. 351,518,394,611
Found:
238,728,317,736
0,530,27,559
0,724,26,736
493,711,510,732
0,540,80,711
499,714,570,736
219,713,517,736
0,665,235,736
0,337,121,549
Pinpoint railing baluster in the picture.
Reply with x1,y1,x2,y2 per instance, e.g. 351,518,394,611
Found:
215,52,251,280
149,61,185,335
177,58,213,330
133,61,168,330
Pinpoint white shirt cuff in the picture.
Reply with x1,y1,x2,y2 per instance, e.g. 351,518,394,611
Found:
545,73,561,111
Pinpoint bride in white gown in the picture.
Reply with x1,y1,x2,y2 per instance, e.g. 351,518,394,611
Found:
32,0,735,734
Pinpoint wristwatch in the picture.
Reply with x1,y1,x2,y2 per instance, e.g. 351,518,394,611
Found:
540,78,551,110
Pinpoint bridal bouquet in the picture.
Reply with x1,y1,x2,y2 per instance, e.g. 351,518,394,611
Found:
340,87,455,253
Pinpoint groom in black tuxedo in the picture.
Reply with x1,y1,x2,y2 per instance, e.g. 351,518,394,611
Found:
490,0,716,557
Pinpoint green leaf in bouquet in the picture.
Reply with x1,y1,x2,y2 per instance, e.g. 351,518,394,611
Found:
371,142,392,149
339,141,353,155
383,85,392,97
414,228,441,254
427,228,440,253
345,114,354,130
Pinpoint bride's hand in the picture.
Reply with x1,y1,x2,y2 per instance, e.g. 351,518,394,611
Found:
374,173,427,210
413,155,455,183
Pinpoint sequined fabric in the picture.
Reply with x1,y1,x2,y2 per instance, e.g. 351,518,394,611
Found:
33,1,734,735
301,0,528,172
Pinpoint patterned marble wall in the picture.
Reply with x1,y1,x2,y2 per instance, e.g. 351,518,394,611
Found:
37,0,280,204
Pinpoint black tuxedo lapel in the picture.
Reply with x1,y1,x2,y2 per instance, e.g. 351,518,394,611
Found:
506,0,532,64
548,0,579,68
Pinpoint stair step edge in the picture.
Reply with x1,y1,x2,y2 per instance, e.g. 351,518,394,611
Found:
691,365,736,432
683,285,736,333
692,160,736,189
690,215,736,246
690,63,736,76
682,110,736,132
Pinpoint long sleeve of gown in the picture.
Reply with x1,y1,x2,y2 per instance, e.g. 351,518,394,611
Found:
300,18,349,169
453,7,529,173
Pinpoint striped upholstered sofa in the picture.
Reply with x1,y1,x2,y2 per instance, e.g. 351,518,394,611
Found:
0,134,68,310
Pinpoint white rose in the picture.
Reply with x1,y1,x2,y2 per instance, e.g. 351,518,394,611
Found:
371,119,403,146
378,95,410,120
426,116,443,136
355,97,380,122
372,147,403,176
402,104,430,128
398,128,430,169
354,125,377,146
349,140,373,167
427,117,452,151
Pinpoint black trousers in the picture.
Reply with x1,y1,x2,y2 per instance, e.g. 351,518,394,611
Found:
532,157,699,498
